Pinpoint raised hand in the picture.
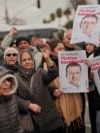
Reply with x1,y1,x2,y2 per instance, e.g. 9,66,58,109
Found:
40,45,50,60
9,27,18,36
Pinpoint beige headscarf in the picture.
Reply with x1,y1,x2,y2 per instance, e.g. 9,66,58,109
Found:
44,62,83,126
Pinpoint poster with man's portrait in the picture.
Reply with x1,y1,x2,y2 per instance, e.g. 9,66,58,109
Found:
70,5,100,46
58,50,89,93
90,55,100,95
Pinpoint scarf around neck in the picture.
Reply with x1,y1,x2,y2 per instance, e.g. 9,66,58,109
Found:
18,65,35,79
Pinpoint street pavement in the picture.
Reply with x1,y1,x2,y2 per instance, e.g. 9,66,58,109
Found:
85,96,91,133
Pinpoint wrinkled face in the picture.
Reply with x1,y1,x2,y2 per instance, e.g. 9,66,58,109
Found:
18,41,30,51
5,50,17,65
64,30,75,48
0,78,11,96
21,52,34,69
80,17,97,36
86,43,95,53
66,66,81,87
51,43,65,58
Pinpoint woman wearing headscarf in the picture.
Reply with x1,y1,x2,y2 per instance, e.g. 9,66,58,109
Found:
15,46,64,133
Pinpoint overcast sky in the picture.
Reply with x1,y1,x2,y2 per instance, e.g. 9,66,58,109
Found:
0,0,98,26
0,0,68,25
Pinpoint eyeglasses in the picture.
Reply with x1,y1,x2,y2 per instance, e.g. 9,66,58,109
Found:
2,78,12,84
6,78,12,82
6,53,17,57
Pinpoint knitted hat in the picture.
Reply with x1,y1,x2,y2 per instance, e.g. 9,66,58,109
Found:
0,66,18,94
4,47,18,60
16,37,30,47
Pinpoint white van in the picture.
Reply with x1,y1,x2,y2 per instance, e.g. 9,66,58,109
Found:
0,24,66,40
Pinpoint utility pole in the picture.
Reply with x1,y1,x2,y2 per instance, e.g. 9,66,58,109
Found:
37,0,41,8
98,0,100,4
5,0,10,24
4,0,41,25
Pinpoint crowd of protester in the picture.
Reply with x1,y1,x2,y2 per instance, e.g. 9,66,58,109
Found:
0,26,100,133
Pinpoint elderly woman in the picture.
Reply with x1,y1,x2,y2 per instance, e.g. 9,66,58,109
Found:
3,47,18,73
15,46,64,133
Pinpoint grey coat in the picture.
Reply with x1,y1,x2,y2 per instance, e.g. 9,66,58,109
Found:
16,64,63,133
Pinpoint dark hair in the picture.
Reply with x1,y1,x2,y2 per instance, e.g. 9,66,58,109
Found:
80,14,98,27
9,40,16,47
48,38,63,51
27,34,35,41
66,63,82,73
0,37,3,40
27,34,40,41
16,37,30,47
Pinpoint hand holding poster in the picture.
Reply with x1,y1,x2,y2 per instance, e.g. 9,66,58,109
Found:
58,50,89,93
90,55,100,95
70,5,100,45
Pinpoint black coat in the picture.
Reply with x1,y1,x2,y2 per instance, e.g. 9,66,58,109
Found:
93,47,100,110
3,63,18,73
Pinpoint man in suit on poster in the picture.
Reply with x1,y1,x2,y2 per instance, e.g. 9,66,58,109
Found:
63,62,87,93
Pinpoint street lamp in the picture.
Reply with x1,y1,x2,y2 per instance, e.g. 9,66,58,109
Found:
4,0,41,25
98,0,100,3
4,0,10,24
37,0,41,8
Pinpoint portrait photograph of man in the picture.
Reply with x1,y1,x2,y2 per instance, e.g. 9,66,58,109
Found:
79,14,98,42
70,5,100,45
60,62,88,93
58,50,89,93
65,63,82,92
